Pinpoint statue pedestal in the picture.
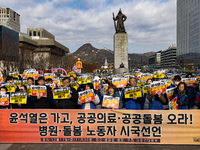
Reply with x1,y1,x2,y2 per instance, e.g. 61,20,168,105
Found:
114,68,128,74
114,33,128,70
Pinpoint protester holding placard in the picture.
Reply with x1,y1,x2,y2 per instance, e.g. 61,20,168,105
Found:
103,84,122,109
69,76,76,82
142,79,153,110
171,82,189,110
122,77,144,110
172,75,182,88
57,77,78,109
185,73,196,108
194,88,200,109
147,82,166,110
78,83,100,109
27,77,34,86
13,85,32,109
31,77,53,108
5,76,19,92
0,86,9,109
46,78,57,109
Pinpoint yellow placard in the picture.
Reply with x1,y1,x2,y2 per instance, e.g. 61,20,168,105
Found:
68,72,76,77
53,90,70,99
153,72,165,78
124,88,142,98
71,83,78,90
44,76,55,80
27,88,31,95
9,73,19,78
137,81,146,87
15,82,21,88
78,77,87,84
144,86,150,94
10,95,27,104
5,85,15,93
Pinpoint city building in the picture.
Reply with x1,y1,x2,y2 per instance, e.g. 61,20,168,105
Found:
149,51,161,69
27,28,55,40
0,25,19,75
161,45,177,68
0,8,20,32
23,28,69,71
177,0,200,70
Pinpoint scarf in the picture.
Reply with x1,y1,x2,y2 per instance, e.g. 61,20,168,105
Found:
177,89,186,98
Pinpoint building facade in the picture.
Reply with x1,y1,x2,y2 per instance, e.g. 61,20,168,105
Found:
177,0,200,69
0,8,20,32
0,25,19,75
27,28,55,40
161,45,177,68
149,51,161,69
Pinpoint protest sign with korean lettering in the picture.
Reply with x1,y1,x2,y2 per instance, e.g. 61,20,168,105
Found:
53,87,70,99
10,92,27,104
44,73,55,80
169,97,179,110
166,88,176,101
182,78,196,87
150,82,167,94
70,81,78,90
0,94,9,106
26,71,38,80
78,89,95,103
112,78,127,88
1,82,15,92
31,86,47,97
102,95,120,108
124,86,142,98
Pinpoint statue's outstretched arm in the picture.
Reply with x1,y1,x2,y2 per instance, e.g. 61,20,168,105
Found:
123,15,127,22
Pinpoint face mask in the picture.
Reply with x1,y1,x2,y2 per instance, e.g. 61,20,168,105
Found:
19,89,24,92
175,82,180,86
0,92,6,95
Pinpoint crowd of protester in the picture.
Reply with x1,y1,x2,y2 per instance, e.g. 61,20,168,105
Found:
0,71,200,110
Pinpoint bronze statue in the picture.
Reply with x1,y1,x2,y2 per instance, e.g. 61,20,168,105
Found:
119,62,125,68
113,9,127,33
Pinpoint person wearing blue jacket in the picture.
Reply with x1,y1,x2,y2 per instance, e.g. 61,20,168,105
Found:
78,83,100,109
122,77,144,110
142,78,153,110
147,90,166,110
171,82,189,110
185,73,195,108
103,84,122,109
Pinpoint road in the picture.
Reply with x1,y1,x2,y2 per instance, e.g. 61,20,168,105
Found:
0,143,200,150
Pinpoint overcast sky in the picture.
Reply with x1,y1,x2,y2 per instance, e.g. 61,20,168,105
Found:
1,0,176,53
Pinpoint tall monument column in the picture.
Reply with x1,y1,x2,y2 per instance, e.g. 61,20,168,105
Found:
114,33,128,70
113,9,129,73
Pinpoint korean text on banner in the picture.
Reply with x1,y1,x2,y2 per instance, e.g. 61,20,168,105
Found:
0,109,198,144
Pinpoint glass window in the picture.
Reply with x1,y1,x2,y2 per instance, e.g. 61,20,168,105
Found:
33,30,36,36
29,30,32,36
38,30,40,36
